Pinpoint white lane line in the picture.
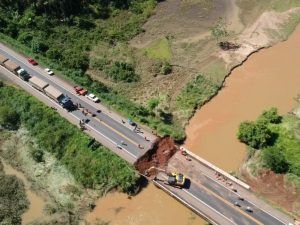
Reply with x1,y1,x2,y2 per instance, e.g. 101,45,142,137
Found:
153,181,218,225
203,173,287,225
0,69,138,160
182,188,237,225
69,113,138,159
0,47,142,138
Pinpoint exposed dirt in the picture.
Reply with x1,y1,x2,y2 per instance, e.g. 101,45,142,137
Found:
241,169,300,216
219,8,300,67
134,137,177,174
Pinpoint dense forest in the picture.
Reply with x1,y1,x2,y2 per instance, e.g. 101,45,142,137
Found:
0,84,139,193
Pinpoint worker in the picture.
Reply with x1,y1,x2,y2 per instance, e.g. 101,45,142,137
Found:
121,119,125,124
121,140,125,145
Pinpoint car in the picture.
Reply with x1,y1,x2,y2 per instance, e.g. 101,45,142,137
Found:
234,202,241,207
45,68,54,76
245,206,253,212
74,86,88,96
28,58,38,65
87,93,99,103
128,118,136,126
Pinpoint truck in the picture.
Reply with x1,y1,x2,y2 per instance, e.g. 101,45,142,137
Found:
4,60,20,74
0,54,8,66
17,68,31,81
28,76,49,91
44,85,74,110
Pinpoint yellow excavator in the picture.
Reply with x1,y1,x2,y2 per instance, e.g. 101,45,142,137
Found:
145,166,186,188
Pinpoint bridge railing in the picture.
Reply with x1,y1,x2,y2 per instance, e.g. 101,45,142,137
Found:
180,146,250,190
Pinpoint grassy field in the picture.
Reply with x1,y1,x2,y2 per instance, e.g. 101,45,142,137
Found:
144,37,172,60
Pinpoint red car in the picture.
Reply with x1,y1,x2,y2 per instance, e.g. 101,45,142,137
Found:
74,86,87,96
28,58,38,65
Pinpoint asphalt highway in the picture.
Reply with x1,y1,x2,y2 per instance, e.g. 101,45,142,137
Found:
155,169,290,225
0,46,154,163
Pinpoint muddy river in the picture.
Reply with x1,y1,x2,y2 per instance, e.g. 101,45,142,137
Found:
1,160,46,224
185,26,300,171
86,25,300,225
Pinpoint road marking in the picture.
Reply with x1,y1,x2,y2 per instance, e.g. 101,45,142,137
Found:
181,188,237,225
153,181,220,225
0,47,143,145
202,172,287,225
69,114,138,159
0,68,138,161
191,182,263,225
94,116,140,147
158,173,238,224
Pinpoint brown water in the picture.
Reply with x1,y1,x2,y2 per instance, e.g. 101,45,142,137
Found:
86,183,205,225
2,160,46,224
185,26,300,172
86,20,300,225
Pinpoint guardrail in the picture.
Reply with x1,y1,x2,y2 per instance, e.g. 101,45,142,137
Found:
180,146,250,190
153,180,218,225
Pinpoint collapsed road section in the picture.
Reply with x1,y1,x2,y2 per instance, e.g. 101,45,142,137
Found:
135,139,294,225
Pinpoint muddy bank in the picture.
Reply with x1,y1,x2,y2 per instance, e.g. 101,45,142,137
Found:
185,25,300,171
1,159,46,225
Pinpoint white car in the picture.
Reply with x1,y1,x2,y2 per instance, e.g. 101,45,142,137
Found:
87,93,99,103
45,68,54,76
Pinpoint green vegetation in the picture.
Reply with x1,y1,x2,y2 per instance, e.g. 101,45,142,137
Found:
0,160,29,225
0,85,139,193
106,61,139,82
0,0,188,140
176,74,220,120
238,108,300,180
145,37,172,60
0,106,20,130
210,17,230,42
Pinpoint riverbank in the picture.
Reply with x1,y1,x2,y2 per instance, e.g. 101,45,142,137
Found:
185,24,300,171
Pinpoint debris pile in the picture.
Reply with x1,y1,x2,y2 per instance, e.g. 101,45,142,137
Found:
134,137,177,174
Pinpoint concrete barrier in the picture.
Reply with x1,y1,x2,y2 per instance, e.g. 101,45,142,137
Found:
153,180,218,225
180,146,250,190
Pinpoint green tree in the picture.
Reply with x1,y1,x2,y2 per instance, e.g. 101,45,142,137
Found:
258,107,282,124
0,106,20,130
263,146,289,173
237,121,272,149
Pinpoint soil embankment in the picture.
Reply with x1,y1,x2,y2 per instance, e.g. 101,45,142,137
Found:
135,137,177,174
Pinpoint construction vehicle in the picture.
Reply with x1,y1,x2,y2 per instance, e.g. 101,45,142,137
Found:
145,166,186,188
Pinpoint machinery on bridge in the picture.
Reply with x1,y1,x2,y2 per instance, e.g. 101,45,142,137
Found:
145,166,186,188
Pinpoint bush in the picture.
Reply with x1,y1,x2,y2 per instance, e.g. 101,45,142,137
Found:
237,121,272,149
0,161,29,225
263,146,289,173
106,61,139,82
258,107,282,124
0,106,20,130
